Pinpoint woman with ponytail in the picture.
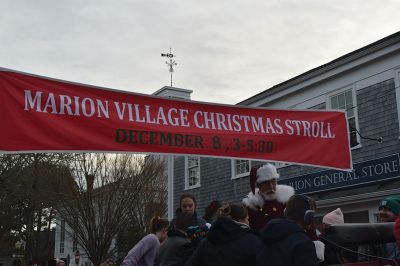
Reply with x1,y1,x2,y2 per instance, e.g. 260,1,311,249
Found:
122,216,169,266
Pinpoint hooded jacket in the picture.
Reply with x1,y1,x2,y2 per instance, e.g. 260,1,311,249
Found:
256,219,318,266
184,217,261,266
154,229,193,266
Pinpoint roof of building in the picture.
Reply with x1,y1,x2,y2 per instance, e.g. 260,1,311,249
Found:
237,31,400,106
152,86,193,95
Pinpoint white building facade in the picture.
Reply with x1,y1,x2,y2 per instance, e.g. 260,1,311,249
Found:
54,216,92,266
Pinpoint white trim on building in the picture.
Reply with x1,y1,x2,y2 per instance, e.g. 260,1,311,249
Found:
231,159,250,179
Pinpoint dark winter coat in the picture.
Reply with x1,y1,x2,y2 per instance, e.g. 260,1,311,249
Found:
184,217,262,266
154,229,194,266
257,218,318,266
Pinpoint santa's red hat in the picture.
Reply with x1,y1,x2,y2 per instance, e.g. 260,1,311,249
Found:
250,163,280,194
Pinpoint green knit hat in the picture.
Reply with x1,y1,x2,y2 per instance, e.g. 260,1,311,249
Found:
379,195,400,215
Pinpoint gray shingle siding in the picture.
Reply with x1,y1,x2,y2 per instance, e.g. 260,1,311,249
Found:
353,79,399,162
275,79,400,179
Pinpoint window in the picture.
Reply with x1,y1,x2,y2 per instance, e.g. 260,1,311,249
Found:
185,156,200,189
329,88,360,148
231,159,250,178
59,219,65,254
73,231,78,251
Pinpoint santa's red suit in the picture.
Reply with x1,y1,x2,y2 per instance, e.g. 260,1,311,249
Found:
242,185,294,231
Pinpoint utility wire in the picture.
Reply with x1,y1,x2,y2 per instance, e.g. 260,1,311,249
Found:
352,127,383,143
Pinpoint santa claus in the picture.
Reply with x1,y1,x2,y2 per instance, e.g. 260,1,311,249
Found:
242,163,295,231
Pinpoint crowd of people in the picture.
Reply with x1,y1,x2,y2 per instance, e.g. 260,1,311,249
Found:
118,163,400,266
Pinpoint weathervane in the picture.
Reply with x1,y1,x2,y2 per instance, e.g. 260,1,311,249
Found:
161,48,177,87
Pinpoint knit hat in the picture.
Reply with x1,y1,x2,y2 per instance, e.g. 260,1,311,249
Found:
379,195,400,215
322,208,344,225
250,164,279,194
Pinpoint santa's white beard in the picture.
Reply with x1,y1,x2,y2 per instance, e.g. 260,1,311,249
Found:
259,190,276,200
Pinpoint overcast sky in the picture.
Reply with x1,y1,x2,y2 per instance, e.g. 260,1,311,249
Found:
1,0,400,105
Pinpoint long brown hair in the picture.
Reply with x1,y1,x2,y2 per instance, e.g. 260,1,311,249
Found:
180,193,197,206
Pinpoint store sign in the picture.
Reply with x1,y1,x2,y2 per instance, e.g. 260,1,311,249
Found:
280,153,400,194
0,69,352,170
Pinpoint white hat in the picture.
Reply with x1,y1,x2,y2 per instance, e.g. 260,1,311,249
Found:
256,163,279,184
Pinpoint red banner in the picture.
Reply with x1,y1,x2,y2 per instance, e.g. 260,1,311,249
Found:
0,69,352,170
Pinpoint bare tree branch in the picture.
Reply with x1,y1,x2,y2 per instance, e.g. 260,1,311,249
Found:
49,154,166,266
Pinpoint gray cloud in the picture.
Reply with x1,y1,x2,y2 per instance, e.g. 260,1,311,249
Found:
1,0,400,104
